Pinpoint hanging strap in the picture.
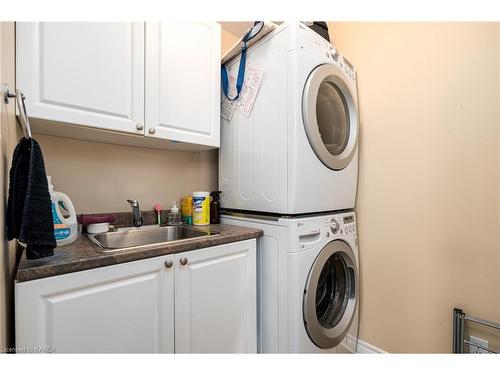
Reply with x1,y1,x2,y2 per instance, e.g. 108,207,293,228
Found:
221,42,248,101
221,22,263,101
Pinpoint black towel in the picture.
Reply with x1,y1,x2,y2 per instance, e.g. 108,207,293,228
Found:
6,137,56,259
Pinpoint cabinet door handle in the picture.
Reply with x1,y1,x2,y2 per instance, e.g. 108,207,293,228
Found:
164,259,173,268
148,128,156,135
179,257,188,266
136,123,144,131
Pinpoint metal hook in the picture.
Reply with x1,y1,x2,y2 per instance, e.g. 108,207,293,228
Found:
3,84,31,139
3,83,17,104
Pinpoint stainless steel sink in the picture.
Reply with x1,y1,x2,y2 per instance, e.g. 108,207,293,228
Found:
88,225,219,253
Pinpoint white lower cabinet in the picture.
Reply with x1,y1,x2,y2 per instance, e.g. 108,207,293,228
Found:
15,239,256,353
15,255,175,353
174,240,257,353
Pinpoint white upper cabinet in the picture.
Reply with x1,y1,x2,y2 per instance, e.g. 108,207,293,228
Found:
16,22,145,135
16,22,221,148
145,22,221,148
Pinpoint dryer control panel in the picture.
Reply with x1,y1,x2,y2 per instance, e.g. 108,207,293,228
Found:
296,22,356,83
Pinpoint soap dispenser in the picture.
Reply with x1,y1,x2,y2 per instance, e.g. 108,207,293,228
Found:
167,201,182,226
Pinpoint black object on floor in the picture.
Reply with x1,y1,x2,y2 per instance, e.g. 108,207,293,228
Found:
308,22,330,42
6,137,56,259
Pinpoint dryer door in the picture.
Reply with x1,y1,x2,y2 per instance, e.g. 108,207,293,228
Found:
302,63,358,170
303,239,358,349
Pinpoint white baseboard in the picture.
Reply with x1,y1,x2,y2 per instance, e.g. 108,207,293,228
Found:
345,334,387,354
356,338,387,354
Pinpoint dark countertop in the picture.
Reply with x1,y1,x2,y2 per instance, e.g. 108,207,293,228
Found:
16,224,263,283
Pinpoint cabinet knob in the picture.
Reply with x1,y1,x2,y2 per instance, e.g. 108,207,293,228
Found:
179,257,188,266
136,123,144,131
148,128,156,135
164,259,173,268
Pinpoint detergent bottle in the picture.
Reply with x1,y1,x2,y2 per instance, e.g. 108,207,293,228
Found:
48,176,78,246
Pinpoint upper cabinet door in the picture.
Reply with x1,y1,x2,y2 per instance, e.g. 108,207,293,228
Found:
145,22,221,148
16,22,145,134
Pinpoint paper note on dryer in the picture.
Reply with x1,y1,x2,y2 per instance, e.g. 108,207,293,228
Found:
236,63,264,117
221,97,236,122
221,63,264,120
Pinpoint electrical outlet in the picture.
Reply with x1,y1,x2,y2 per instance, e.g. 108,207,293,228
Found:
468,336,489,354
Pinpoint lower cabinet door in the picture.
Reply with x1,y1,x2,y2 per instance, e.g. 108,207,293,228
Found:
174,239,257,353
15,255,174,353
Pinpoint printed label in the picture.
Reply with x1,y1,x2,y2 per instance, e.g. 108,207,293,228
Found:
221,63,264,119
192,196,209,225
52,202,70,240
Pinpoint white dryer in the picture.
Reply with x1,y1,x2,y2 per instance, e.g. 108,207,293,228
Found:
222,211,359,353
220,22,359,215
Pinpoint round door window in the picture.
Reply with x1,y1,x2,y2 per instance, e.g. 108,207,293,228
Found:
303,240,358,349
316,81,349,156
303,64,358,171
316,253,350,329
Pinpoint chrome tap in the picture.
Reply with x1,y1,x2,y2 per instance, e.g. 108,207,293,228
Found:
127,199,143,227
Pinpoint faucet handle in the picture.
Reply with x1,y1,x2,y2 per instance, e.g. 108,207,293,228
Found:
127,199,138,207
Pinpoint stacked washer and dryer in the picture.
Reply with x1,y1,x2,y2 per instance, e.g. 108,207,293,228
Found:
220,22,360,353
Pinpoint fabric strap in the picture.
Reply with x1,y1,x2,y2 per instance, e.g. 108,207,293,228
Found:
221,22,263,101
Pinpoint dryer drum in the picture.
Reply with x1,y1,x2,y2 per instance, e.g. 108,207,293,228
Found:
303,240,358,349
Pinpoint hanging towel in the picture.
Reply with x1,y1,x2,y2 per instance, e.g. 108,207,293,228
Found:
6,137,56,259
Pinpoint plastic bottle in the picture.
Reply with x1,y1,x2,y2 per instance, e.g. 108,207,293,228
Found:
167,201,182,225
48,176,78,246
192,191,210,225
210,191,222,224
181,196,193,225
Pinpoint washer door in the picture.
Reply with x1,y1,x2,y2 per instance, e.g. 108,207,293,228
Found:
303,240,358,349
302,64,358,171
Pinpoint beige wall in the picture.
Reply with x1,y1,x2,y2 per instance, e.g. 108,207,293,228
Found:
34,25,240,215
0,22,20,350
37,135,218,214
329,22,500,353
221,28,239,56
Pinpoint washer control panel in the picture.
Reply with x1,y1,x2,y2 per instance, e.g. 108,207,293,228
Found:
292,213,357,252
326,214,357,236
341,214,356,235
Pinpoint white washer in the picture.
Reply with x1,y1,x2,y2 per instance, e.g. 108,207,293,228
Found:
220,22,359,215
222,211,359,353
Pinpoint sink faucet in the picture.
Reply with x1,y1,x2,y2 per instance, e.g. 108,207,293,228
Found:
127,199,143,227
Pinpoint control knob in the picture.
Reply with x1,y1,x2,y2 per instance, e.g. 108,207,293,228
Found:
330,218,340,234
329,47,339,61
